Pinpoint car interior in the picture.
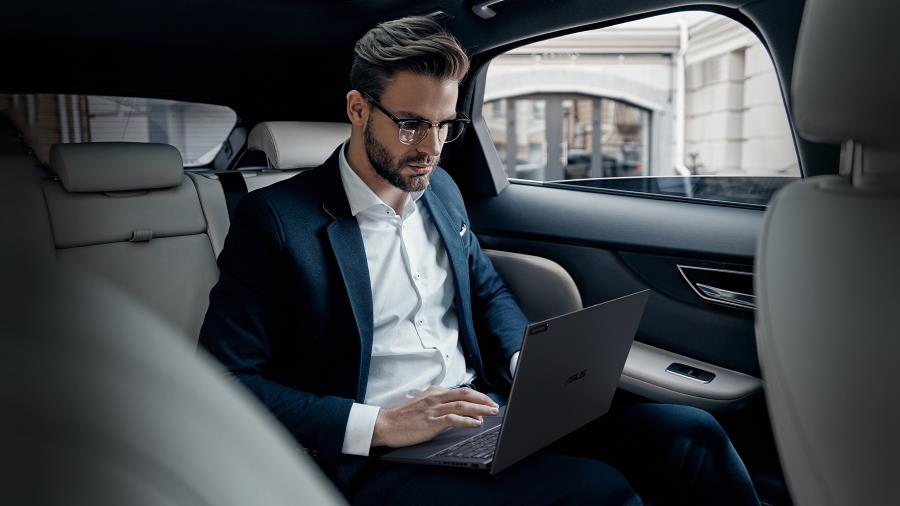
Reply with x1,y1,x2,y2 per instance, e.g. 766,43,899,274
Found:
1,0,897,504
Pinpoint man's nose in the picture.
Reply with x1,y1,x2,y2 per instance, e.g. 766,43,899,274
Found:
419,125,443,158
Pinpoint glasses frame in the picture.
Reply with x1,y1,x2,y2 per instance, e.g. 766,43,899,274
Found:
360,90,471,145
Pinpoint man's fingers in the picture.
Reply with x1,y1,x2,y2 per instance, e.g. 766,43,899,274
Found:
407,385,447,399
436,413,483,429
436,387,498,407
433,400,498,418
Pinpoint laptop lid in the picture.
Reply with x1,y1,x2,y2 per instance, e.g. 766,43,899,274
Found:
489,290,649,474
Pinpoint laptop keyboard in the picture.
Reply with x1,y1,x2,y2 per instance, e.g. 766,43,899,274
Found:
434,426,500,460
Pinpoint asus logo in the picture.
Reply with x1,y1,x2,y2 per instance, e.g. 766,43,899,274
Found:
565,369,588,385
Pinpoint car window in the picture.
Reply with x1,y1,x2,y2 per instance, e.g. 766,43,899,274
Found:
0,94,236,167
481,11,799,206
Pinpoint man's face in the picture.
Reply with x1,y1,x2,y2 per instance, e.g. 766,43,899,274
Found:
363,71,459,192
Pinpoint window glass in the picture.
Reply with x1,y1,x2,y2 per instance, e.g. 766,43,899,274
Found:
482,11,799,200
0,94,236,166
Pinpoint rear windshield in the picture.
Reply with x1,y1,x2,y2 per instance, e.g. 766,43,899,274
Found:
0,94,236,167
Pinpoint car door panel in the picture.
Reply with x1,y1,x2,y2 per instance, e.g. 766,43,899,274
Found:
483,243,763,413
468,181,765,409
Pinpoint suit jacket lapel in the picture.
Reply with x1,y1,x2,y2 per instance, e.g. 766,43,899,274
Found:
321,148,374,402
421,188,479,372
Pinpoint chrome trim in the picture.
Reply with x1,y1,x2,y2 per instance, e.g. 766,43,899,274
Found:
676,264,755,311
695,283,755,310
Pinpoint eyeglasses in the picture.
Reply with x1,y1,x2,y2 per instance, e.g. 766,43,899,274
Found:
361,90,471,146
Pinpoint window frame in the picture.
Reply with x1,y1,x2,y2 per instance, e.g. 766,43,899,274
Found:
455,6,814,202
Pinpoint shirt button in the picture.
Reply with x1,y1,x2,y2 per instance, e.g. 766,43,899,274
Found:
417,319,424,326
415,273,421,280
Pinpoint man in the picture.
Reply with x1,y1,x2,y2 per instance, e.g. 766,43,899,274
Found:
200,15,761,505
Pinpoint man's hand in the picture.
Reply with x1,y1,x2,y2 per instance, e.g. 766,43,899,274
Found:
372,386,499,448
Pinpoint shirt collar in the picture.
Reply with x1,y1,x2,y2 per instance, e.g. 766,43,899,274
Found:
338,141,427,217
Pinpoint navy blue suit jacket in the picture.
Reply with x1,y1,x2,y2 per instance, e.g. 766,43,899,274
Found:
199,146,527,488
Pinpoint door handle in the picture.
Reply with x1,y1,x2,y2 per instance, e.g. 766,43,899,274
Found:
676,264,755,311
694,283,756,309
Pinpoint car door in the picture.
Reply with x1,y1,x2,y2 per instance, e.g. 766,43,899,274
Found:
446,7,830,505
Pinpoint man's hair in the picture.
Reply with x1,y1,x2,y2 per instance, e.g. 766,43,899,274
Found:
350,15,470,100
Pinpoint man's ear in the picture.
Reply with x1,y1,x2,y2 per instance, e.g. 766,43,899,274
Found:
346,90,369,127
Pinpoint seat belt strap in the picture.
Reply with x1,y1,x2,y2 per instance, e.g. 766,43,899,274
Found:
217,171,249,221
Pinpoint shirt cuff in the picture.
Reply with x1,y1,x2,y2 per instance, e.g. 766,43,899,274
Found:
510,351,521,378
341,403,381,457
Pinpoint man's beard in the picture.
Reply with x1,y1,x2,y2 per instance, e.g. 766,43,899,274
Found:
364,120,437,192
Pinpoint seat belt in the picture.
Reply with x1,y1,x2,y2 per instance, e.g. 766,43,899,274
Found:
217,171,249,222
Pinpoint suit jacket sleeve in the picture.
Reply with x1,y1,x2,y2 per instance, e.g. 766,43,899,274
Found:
198,191,353,467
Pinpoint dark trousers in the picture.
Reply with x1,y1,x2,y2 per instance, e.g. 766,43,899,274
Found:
349,403,761,506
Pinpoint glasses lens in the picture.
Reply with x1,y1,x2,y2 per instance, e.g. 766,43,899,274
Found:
397,119,467,145
443,120,467,143
398,121,420,145
398,120,429,145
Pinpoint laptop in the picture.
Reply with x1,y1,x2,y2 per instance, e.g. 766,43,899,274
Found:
382,289,650,475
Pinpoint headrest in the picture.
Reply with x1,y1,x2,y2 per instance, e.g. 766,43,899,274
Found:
792,0,900,171
50,142,184,193
248,122,350,170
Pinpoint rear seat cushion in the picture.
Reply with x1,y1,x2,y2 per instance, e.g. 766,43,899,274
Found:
50,142,183,192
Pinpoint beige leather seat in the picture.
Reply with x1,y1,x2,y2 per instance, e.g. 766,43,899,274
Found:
1,260,346,506
755,0,900,504
43,142,221,343
0,122,346,504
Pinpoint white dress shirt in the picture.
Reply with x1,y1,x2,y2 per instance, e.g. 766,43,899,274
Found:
337,144,520,456
339,144,476,456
